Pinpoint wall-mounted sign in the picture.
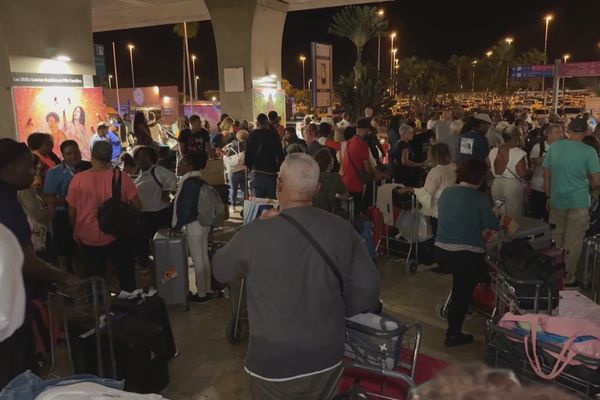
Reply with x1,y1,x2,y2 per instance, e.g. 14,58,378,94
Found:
311,42,332,108
11,73,84,87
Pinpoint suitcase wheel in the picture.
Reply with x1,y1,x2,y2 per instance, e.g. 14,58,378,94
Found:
405,260,418,275
226,319,246,344
434,302,448,321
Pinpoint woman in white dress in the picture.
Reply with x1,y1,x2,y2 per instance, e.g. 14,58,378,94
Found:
487,129,529,217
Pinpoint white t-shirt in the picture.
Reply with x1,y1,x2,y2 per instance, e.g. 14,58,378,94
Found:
530,142,548,192
488,147,527,179
0,223,25,342
134,165,177,212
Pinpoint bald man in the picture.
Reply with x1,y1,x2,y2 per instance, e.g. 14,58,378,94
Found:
214,153,380,400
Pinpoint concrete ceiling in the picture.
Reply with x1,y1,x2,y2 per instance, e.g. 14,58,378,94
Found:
92,0,387,32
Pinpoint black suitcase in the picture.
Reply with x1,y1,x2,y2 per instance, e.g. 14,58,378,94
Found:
111,295,177,360
68,313,170,393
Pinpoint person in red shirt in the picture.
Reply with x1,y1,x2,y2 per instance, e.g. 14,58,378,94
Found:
343,118,382,215
66,141,141,291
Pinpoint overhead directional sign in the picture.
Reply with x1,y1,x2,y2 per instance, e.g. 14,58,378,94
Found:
511,65,554,78
559,61,600,77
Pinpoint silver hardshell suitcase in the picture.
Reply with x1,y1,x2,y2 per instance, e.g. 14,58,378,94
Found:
153,230,189,309
509,216,552,251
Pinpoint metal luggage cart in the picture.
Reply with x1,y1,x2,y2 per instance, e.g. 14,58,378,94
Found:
328,318,422,399
382,192,421,274
225,277,248,344
488,325,600,399
488,258,558,321
434,256,558,343
48,277,117,379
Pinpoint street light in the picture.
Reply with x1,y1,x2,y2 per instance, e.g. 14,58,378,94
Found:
195,75,199,104
472,60,478,93
486,50,493,58
541,14,553,109
562,53,571,101
389,32,396,80
127,44,135,88
299,55,306,89
108,74,113,90
505,37,514,90
191,55,197,101
377,9,384,72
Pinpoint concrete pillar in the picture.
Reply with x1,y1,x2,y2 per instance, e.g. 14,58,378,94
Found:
205,0,288,121
0,5,14,139
0,0,95,139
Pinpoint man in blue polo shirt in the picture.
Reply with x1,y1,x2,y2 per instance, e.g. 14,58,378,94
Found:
91,122,122,164
43,140,89,273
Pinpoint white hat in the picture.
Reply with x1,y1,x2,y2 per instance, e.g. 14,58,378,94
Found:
473,113,493,124
320,117,334,126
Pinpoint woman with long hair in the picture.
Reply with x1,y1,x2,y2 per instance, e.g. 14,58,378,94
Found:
133,111,154,146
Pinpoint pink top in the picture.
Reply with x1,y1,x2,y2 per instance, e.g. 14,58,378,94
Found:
66,169,138,246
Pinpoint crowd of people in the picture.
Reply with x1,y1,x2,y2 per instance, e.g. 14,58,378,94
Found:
1,101,600,398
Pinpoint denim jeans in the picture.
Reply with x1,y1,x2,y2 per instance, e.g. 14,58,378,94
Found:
0,370,123,400
229,171,246,207
251,172,277,199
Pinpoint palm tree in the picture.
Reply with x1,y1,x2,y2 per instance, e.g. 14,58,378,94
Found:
173,22,200,106
448,55,471,92
329,6,388,72
516,49,545,91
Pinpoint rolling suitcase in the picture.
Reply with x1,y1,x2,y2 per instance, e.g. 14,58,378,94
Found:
509,216,552,251
67,313,170,393
111,294,177,360
153,230,189,309
583,235,600,292
209,241,227,292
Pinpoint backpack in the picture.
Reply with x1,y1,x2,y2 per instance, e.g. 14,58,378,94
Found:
97,169,140,238
195,178,226,227
524,128,546,161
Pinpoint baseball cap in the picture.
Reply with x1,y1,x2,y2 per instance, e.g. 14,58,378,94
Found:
568,118,588,133
356,118,371,129
473,113,493,125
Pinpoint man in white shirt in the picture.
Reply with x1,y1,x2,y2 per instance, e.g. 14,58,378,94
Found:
529,124,564,221
337,112,354,130
0,223,26,387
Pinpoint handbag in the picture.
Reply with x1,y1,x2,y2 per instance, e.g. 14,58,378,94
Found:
97,169,140,238
347,139,372,184
223,142,245,174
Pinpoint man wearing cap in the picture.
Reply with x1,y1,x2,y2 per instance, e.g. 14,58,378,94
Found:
343,118,381,215
456,113,493,164
544,118,600,287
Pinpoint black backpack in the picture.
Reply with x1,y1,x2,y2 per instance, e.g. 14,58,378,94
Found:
97,169,140,238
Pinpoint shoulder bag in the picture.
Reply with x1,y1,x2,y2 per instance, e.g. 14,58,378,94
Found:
279,213,344,295
347,139,372,184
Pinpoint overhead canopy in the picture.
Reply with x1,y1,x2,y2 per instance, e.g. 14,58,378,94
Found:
92,0,387,32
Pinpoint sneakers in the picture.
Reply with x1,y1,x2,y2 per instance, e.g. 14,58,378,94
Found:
188,292,211,304
445,333,474,347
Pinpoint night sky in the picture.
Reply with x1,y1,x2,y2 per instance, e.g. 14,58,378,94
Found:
93,0,600,94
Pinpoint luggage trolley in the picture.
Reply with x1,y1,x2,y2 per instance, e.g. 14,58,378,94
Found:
382,191,422,274
48,278,117,379
329,313,422,399
225,277,248,344
487,325,600,399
